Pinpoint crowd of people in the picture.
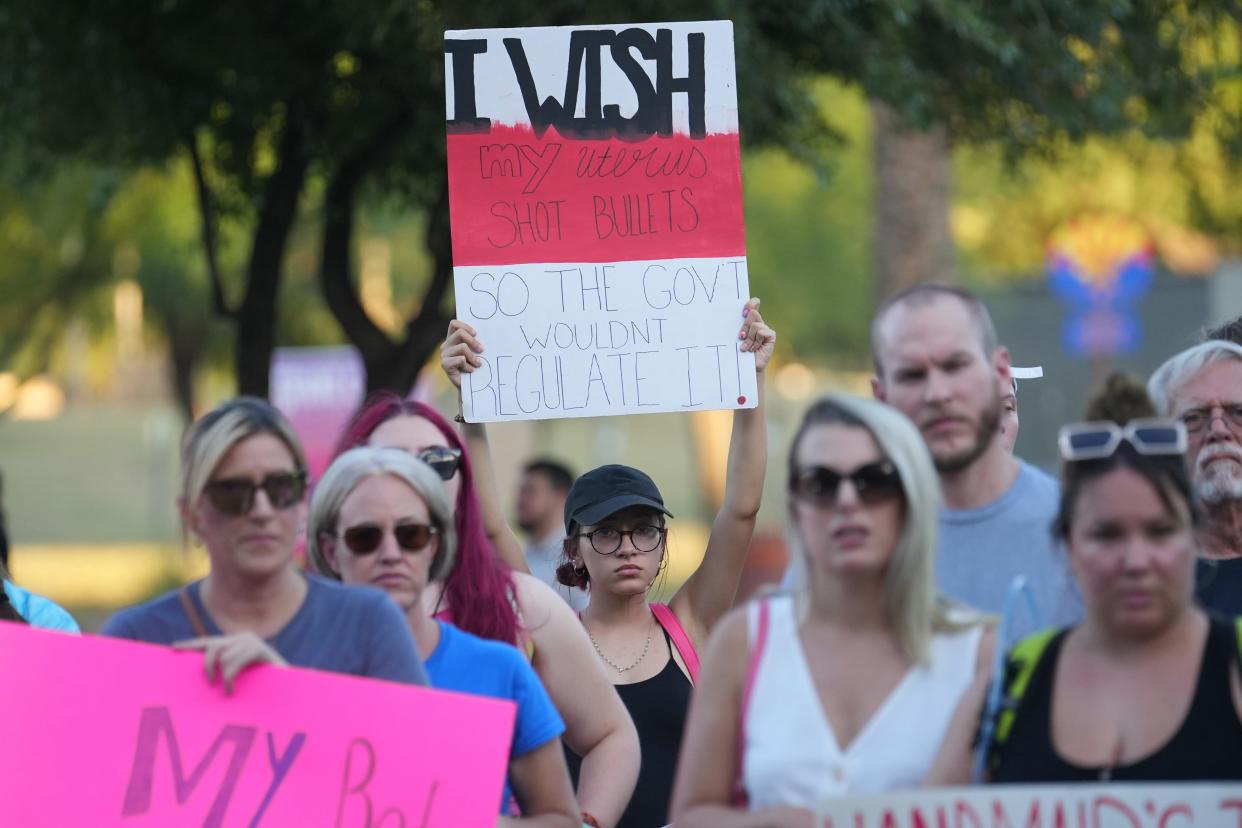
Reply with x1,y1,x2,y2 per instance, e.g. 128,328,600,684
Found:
4,289,1242,827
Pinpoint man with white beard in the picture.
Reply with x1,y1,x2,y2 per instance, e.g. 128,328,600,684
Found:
1149,339,1242,615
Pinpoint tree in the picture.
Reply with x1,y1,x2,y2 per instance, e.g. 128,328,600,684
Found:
7,0,1235,397
746,0,1242,301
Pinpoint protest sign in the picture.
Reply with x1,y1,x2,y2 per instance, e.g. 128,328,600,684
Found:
270,346,365,480
444,21,756,422
816,783,1242,828
0,623,514,828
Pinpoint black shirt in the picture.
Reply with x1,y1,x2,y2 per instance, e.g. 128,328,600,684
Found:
992,617,1242,783
567,631,692,828
1196,557,1242,617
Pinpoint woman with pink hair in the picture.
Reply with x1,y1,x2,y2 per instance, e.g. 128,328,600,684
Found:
334,394,639,828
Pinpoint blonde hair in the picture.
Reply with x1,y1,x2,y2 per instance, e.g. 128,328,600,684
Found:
786,393,976,662
307,446,457,583
181,397,307,521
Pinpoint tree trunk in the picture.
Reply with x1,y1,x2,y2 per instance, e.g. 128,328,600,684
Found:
382,176,454,395
164,319,200,423
234,121,310,398
870,100,955,304
320,163,453,397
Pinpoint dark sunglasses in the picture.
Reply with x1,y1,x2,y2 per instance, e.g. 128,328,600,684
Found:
340,523,439,555
1057,419,1186,462
203,472,307,516
789,460,902,507
417,447,463,481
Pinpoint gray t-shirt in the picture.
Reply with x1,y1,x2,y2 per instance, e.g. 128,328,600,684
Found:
937,460,1082,637
101,574,428,686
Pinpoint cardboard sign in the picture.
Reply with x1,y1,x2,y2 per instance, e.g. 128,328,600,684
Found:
816,783,1242,828
0,624,515,827
444,21,756,422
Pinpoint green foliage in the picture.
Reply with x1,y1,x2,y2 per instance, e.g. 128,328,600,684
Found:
0,165,120,378
744,81,874,364
750,1,1240,153
2,0,1239,384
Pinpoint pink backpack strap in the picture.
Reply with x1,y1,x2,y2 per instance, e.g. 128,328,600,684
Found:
732,598,771,808
650,602,699,684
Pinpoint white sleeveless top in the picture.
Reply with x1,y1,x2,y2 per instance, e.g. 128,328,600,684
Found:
741,595,981,808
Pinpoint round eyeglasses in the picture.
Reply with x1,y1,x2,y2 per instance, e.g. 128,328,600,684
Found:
574,525,666,555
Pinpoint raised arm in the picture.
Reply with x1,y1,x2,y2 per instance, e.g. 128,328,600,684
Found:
670,606,814,828
670,298,774,644
441,319,530,575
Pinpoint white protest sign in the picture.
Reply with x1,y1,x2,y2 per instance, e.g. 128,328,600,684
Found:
444,21,755,422
816,783,1242,828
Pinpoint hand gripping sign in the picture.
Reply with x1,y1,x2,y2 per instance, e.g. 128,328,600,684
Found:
0,624,514,828
445,21,757,422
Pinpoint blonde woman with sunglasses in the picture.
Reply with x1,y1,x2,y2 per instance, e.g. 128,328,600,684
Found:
308,447,578,827
672,394,992,827
929,374,1242,785
102,397,427,691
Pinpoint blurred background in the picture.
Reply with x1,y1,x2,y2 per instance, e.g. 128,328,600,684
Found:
2,2,1240,629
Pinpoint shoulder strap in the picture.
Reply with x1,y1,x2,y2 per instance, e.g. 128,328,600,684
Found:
732,598,772,808
650,602,699,684
989,627,1058,768
178,584,209,639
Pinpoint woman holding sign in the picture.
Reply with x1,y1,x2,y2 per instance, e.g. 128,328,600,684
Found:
671,394,993,826
930,376,1242,785
333,395,640,828
443,297,774,828
102,397,427,690
308,446,579,826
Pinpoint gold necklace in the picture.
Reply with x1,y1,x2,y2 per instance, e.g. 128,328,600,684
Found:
589,625,653,673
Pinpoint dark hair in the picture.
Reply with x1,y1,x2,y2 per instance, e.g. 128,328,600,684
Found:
1055,373,1197,538
1203,315,1242,347
871,283,999,377
555,511,667,589
333,392,520,645
0,588,25,623
0,559,27,625
523,458,575,493
0,468,8,569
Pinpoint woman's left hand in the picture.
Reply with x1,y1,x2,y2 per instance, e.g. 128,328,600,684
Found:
739,297,776,373
174,632,288,695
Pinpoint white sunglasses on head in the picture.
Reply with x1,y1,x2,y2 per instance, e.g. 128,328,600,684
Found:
1057,418,1187,462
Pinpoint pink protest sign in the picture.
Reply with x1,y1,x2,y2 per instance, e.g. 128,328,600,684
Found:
0,623,515,827
270,346,366,481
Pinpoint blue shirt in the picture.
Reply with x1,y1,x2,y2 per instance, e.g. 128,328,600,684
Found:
937,460,1082,638
3,581,79,632
426,620,564,812
101,574,427,685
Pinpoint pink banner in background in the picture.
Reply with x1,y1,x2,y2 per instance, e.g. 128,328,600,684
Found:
0,624,515,827
270,347,366,482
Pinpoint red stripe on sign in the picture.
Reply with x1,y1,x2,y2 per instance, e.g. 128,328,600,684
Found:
447,124,745,266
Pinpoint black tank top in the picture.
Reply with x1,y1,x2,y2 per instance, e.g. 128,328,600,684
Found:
566,630,692,828
993,617,1242,783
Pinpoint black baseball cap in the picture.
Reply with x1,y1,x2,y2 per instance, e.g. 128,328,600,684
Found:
564,464,674,532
